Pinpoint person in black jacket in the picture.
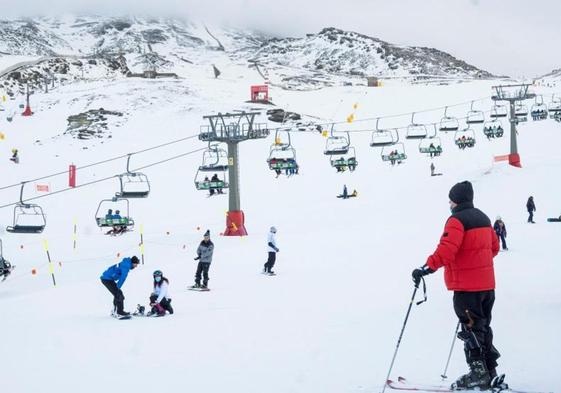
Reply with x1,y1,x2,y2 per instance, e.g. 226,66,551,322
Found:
493,216,508,250
526,196,536,223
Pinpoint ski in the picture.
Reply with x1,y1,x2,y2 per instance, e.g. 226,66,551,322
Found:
388,377,551,393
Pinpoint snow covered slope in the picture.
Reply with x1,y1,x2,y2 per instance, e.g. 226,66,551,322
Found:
0,17,559,393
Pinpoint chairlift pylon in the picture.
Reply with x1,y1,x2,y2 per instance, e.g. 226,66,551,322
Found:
5,182,46,234
115,154,151,198
439,107,459,132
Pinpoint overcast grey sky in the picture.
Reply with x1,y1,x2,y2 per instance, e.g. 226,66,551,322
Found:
1,0,559,77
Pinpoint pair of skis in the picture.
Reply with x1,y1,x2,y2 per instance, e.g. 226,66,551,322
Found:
386,376,549,393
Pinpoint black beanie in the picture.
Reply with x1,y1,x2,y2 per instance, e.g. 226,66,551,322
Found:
131,256,140,264
204,230,210,237
448,181,474,204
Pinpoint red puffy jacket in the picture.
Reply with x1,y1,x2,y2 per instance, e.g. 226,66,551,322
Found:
426,204,499,291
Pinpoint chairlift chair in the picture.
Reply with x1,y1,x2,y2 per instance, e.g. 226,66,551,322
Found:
439,107,460,132
515,102,528,123
324,130,350,155
531,96,548,121
194,170,229,192
406,113,428,139
419,126,443,156
490,104,508,119
267,145,299,172
548,95,561,119
198,144,229,172
5,183,46,234
370,119,399,147
454,128,476,149
95,197,135,228
330,147,358,172
466,101,485,125
483,119,504,139
381,143,407,164
115,154,151,198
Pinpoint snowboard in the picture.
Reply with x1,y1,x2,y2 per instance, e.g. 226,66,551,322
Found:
189,286,210,291
261,271,276,276
110,311,132,320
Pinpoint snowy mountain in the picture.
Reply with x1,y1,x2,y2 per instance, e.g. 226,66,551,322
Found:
0,16,494,95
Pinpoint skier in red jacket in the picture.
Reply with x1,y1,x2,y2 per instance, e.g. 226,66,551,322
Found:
412,181,500,390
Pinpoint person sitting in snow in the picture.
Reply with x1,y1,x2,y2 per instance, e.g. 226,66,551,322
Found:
146,270,173,316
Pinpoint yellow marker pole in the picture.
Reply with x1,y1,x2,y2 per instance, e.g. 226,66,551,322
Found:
140,224,145,265
72,217,77,251
43,240,56,287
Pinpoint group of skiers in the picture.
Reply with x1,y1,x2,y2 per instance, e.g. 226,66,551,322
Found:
205,174,225,196
100,227,279,317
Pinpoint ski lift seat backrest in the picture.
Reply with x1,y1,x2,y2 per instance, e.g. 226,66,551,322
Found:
6,203,46,234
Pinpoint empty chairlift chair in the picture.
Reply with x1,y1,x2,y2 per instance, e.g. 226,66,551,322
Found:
406,113,428,139
439,107,460,132
515,102,528,123
466,101,485,125
115,154,150,198
370,119,399,147
490,104,508,119
324,130,350,155
5,183,46,234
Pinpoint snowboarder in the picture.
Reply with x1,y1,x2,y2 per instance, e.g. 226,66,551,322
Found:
9,148,19,164
411,181,501,390
192,230,214,289
147,270,173,316
100,256,140,318
493,216,508,251
526,196,536,223
263,226,279,275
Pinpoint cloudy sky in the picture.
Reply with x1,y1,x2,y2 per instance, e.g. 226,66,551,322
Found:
1,0,559,77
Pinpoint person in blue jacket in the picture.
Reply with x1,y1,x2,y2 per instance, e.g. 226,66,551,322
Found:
100,256,140,317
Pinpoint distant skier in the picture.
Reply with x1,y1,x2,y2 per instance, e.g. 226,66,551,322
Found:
191,230,214,289
263,226,279,275
430,162,435,176
411,181,501,390
9,148,19,164
526,196,536,223
493,216,508,251
100,256,140,318
147,270,173,316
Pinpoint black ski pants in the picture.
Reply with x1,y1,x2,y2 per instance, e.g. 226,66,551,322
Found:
264,252,276,272
101,279,125,314
528,210,534,223
453,290,500,372
149,294,173,314
497,233,507,250
195,262,210,285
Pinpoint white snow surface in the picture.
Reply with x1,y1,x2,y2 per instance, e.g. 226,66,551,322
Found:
0,49,560,393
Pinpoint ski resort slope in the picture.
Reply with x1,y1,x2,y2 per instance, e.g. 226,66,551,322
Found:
0,57,560,393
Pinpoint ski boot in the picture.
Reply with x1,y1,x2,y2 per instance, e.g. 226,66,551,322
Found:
451,359,491,390
190,282,201,289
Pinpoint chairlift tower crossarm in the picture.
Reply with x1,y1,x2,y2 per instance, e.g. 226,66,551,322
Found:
199,112,270,236
492,84,535,168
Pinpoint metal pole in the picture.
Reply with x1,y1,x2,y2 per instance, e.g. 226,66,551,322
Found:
227,141,241,212
381,285,419,393
509,100,518,155
441,321,460,380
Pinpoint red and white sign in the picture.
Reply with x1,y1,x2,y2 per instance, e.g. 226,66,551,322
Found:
36,184,50,192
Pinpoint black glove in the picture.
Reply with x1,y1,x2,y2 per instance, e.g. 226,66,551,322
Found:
274,247,279,252
194,256,200,261
412,265,435,286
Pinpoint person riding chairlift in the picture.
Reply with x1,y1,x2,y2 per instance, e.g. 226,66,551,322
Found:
211,173,223,194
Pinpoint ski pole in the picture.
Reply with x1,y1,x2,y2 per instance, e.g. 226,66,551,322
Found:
381,277,426,393
441,321,460,380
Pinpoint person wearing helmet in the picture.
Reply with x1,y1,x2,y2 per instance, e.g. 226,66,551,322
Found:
148,270,173,316
191,230,214,289
493,216,508,251
263,226,279,275
100,256,140,318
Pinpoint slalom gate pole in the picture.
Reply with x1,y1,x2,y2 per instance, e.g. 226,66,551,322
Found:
72,217,77,251
441,321,460,380
381,277,427,393
140,224,145,265
42,240,57,288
